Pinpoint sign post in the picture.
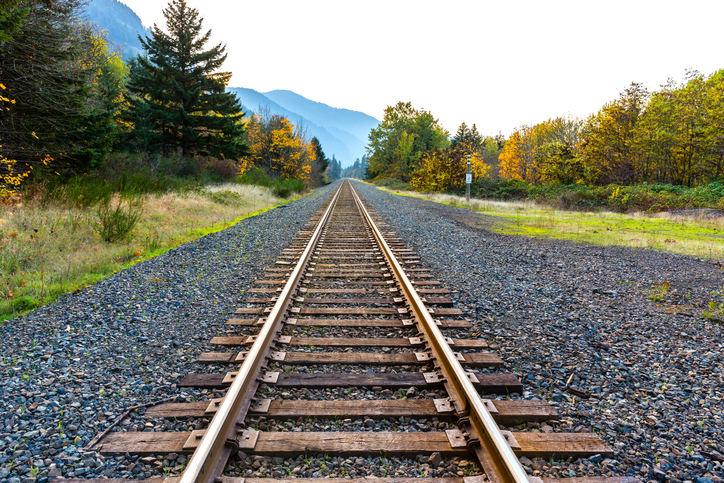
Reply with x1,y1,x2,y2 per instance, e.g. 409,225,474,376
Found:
466,153,471,202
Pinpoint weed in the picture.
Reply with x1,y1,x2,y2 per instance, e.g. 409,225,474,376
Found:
648,281,671,302
95,192,144,242
701,286,724,323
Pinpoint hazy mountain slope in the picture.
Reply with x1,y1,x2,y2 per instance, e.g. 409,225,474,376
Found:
83,0,151,60
263,90,378,163
263,90,379,135
229,87,379,166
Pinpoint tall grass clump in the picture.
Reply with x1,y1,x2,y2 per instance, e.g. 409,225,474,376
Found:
271,177,305,198
95,192,144,242
238,169,305,198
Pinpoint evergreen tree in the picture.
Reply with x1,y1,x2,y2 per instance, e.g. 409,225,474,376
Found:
0,0,29,43
125,0,247,159
0,0,105,172
326,155,341,180
451,122,483,152
310,136,328,173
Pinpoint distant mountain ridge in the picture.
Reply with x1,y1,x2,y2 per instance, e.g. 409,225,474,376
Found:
229,88,378,166
82,1,379,165
83,0,150,60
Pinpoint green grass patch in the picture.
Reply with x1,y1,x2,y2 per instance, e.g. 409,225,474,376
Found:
380,189,724,260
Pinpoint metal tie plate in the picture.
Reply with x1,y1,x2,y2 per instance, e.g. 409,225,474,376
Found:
445,428,467,448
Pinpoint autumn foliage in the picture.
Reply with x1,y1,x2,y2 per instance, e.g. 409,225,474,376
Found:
411,148,488,192
245,113,314,183
499,71,724,187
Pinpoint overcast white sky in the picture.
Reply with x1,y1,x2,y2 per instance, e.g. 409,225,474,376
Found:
119,0,723,138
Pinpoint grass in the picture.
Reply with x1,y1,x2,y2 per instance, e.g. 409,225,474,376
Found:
0,183,290,322
380,189,724,260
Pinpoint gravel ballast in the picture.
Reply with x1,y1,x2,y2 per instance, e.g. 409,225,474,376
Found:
2,179,723,483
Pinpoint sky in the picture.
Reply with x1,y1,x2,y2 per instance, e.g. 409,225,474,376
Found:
119,0,723,138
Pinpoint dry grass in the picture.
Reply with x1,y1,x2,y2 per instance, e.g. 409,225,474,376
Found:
0,184,285,321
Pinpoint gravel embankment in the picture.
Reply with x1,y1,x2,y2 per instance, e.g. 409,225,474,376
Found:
354,180,724,483
0,183,336,482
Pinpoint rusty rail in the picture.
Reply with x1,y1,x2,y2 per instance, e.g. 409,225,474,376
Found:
179,182,344,483
350,184,531,483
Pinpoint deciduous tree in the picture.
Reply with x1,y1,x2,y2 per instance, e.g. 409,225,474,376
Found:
246,112,312,182
366,102,449,181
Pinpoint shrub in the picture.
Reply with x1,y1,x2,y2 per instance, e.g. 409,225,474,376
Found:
271,177,305,198
95,192,143,242
238,168,274,188
373,177,411,191
203,158,239,181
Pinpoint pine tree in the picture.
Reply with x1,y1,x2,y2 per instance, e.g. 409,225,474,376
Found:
310,137,328,173
0,0,29,43
0,0,99,171
125,0,247,159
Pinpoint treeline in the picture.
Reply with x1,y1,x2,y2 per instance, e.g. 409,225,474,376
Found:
341,156,369,179
0,0,331,199
365,102,501,192
365,71,724,212
501,73,724,187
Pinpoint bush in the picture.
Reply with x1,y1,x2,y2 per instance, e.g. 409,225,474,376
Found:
271,177,305,198
443,179,724,213
203,158,239,181
373,177,411,191
238,168,274,188
95,192,143,242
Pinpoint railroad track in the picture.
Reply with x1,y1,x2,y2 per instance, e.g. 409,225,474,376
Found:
66,180,635,483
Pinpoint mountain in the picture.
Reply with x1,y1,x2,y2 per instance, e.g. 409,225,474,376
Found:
83,0,150,60
229,88,378,167
82,0,379,165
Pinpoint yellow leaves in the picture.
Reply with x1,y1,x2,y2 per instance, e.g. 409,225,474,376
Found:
246,113,312,183
410,148,489,193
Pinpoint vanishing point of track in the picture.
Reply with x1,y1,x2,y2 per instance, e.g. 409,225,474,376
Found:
68,180,633,483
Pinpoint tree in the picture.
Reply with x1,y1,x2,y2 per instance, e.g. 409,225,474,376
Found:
499,117,583,185
124,0,247,159
308,136,328,186
0,0,29,43
451,122,483,152
246,112,313,182
366,102,449,181
498,125,540,182
0,0,117,174
326,155,341,180
580,83,648,184
310,137,328,173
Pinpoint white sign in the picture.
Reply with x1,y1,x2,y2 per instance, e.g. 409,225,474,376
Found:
466,174,472,184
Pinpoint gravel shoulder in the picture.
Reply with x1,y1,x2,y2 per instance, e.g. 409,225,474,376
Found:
2,179,723,483
0,183,336,482
354,180,724,483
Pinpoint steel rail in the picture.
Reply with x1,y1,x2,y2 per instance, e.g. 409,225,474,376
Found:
349,181,530,483
180,182,345,483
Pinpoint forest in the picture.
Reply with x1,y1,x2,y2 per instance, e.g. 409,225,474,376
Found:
5,0,722,216
0,0,343,318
